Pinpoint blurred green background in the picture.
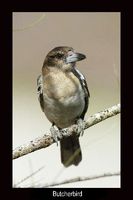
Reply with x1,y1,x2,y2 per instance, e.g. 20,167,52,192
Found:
13,12,120,188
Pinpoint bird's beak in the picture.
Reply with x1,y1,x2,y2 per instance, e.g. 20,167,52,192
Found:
66,52,86,64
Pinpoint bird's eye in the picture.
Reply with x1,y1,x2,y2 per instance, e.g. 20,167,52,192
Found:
56,52,64,58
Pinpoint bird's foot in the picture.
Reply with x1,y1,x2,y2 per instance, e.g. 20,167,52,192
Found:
60,128,70,137
76,118,85,136
50,125,63,146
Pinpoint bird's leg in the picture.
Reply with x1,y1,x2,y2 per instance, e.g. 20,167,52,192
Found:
76,118,85,136
58,127,69,137
50,123,63,146
50,124,59,146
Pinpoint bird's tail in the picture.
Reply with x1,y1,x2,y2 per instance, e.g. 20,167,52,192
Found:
60,135,82,167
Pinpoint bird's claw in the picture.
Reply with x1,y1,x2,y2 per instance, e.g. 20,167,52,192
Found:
50,126,63,146
50,119,85,145
76,118,85,136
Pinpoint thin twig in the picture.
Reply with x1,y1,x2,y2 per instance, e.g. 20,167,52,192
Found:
26,171,120,188
13,103,120,160
13,165,45,187
13,13,46,32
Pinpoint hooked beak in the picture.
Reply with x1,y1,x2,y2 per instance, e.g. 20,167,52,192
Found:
66,52,86,64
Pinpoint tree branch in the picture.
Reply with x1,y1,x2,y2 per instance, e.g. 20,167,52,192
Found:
13,103,120,160
42,171,120,188
13,165,45,187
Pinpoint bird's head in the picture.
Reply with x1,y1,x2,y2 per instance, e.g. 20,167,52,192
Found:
43,46,86,72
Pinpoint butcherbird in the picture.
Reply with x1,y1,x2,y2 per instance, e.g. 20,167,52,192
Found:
37,46,90,167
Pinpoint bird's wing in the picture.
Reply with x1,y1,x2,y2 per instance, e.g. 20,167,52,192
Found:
72,68,90,119
37,75,44,112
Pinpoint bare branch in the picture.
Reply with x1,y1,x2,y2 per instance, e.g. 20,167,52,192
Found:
17,171,120,188
13,165,45,187
43,171,120,188
13,103,120,160
13,13,46,32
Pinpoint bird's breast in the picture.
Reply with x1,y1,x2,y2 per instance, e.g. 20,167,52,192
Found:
43,71,85,128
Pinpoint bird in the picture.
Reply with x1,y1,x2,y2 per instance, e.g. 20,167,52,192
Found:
37,46,90,167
